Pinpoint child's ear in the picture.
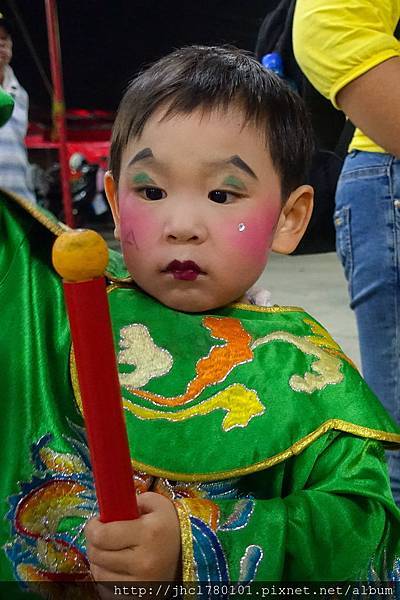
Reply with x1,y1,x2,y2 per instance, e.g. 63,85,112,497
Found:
271,185,314,254
104,171,120,240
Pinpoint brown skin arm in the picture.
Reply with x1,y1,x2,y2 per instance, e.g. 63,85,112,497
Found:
337,56,400,157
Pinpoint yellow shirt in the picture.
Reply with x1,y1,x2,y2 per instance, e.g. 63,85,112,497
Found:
293,0,400,153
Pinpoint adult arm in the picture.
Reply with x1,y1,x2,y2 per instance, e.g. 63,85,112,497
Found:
336,57,400,156
293,0,400,155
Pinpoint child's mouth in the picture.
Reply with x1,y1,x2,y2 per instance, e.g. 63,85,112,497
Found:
164,260,204,281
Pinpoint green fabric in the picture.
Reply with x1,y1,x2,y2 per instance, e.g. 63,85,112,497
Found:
107,286,400,479
0,192,124,587
176,432,400,581
1,191,400,589
0,192,82,587
0,88,14,127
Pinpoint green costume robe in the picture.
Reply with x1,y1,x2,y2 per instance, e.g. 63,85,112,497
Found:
1,190,400,594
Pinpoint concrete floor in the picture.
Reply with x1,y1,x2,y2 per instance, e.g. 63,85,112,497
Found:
257,252,361,368
102,222,361,369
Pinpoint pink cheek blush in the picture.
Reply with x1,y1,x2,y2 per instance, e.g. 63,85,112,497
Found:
225,210,280,266
119,194,161,251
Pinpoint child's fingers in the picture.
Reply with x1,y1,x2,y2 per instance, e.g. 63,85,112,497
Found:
86,545,135,575
90,562,117,581
137,490,174,514
85,517,144,551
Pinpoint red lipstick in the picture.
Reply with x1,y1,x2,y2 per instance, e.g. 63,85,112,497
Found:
165,260,203,281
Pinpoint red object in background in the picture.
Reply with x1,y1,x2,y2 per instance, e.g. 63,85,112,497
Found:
63,277,139,522
26,111,113,170
45,0,74,227
67,142,110,170
26,138,111,171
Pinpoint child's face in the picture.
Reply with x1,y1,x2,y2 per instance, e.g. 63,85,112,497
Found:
106,107,300,312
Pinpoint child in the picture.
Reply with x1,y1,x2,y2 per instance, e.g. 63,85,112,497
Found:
1,46,400,591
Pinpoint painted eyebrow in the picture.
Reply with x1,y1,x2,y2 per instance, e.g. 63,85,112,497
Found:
205,155,258,180
127,147,154,167
127,149,257,180
228,155,258,179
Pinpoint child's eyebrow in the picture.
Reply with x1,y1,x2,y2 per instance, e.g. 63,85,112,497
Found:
127,147,154,167
127,149,258,181
206,155,258,180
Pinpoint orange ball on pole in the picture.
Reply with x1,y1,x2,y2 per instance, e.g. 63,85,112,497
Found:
52,229,109,281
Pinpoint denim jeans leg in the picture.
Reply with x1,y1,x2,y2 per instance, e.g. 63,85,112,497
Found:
335,151,400,504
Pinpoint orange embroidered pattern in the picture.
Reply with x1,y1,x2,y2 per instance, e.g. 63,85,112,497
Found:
126,316,253,407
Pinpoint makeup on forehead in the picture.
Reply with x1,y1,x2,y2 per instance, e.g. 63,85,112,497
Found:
127,148,258,181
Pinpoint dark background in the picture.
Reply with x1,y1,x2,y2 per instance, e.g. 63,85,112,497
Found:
4,0,280,115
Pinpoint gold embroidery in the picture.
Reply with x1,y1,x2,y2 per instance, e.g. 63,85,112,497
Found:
107,274,134,283
73,344,264,432
107,282,129,294
68,285,400,481
5,191,133,285
153,477,175,499
251,331,343,392
174,501,196,581
303,319,342,352
70,346,83,414
126,316,253,407
118,323,173,388
39,447,87,475
123,383,264,432
2,187,67,236
303,318,357,369
229,302,304,313
133,470,154,494
70,346,400,480
17,480,91,537
129,419,400,483
179,498,219,530
107,284,304,313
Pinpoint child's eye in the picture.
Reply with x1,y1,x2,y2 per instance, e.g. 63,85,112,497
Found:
137,187,166,201
208,190,239,204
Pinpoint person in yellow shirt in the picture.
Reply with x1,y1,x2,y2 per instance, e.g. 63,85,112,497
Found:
293,0,400,505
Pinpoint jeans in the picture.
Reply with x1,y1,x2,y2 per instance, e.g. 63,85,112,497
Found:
335,150,400,505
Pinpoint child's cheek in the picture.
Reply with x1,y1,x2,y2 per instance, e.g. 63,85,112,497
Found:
119,194,160,251
224,208,280,265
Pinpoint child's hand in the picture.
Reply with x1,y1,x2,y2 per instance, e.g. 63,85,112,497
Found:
85,492,181,582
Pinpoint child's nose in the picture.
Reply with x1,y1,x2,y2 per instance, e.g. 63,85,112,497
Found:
164,215,207,244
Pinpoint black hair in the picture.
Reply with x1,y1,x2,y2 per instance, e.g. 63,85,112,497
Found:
110,45,314,199
0,13,13,38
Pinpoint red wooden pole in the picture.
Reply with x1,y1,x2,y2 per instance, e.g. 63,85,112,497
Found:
52,230,139,522
44,0,74,228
